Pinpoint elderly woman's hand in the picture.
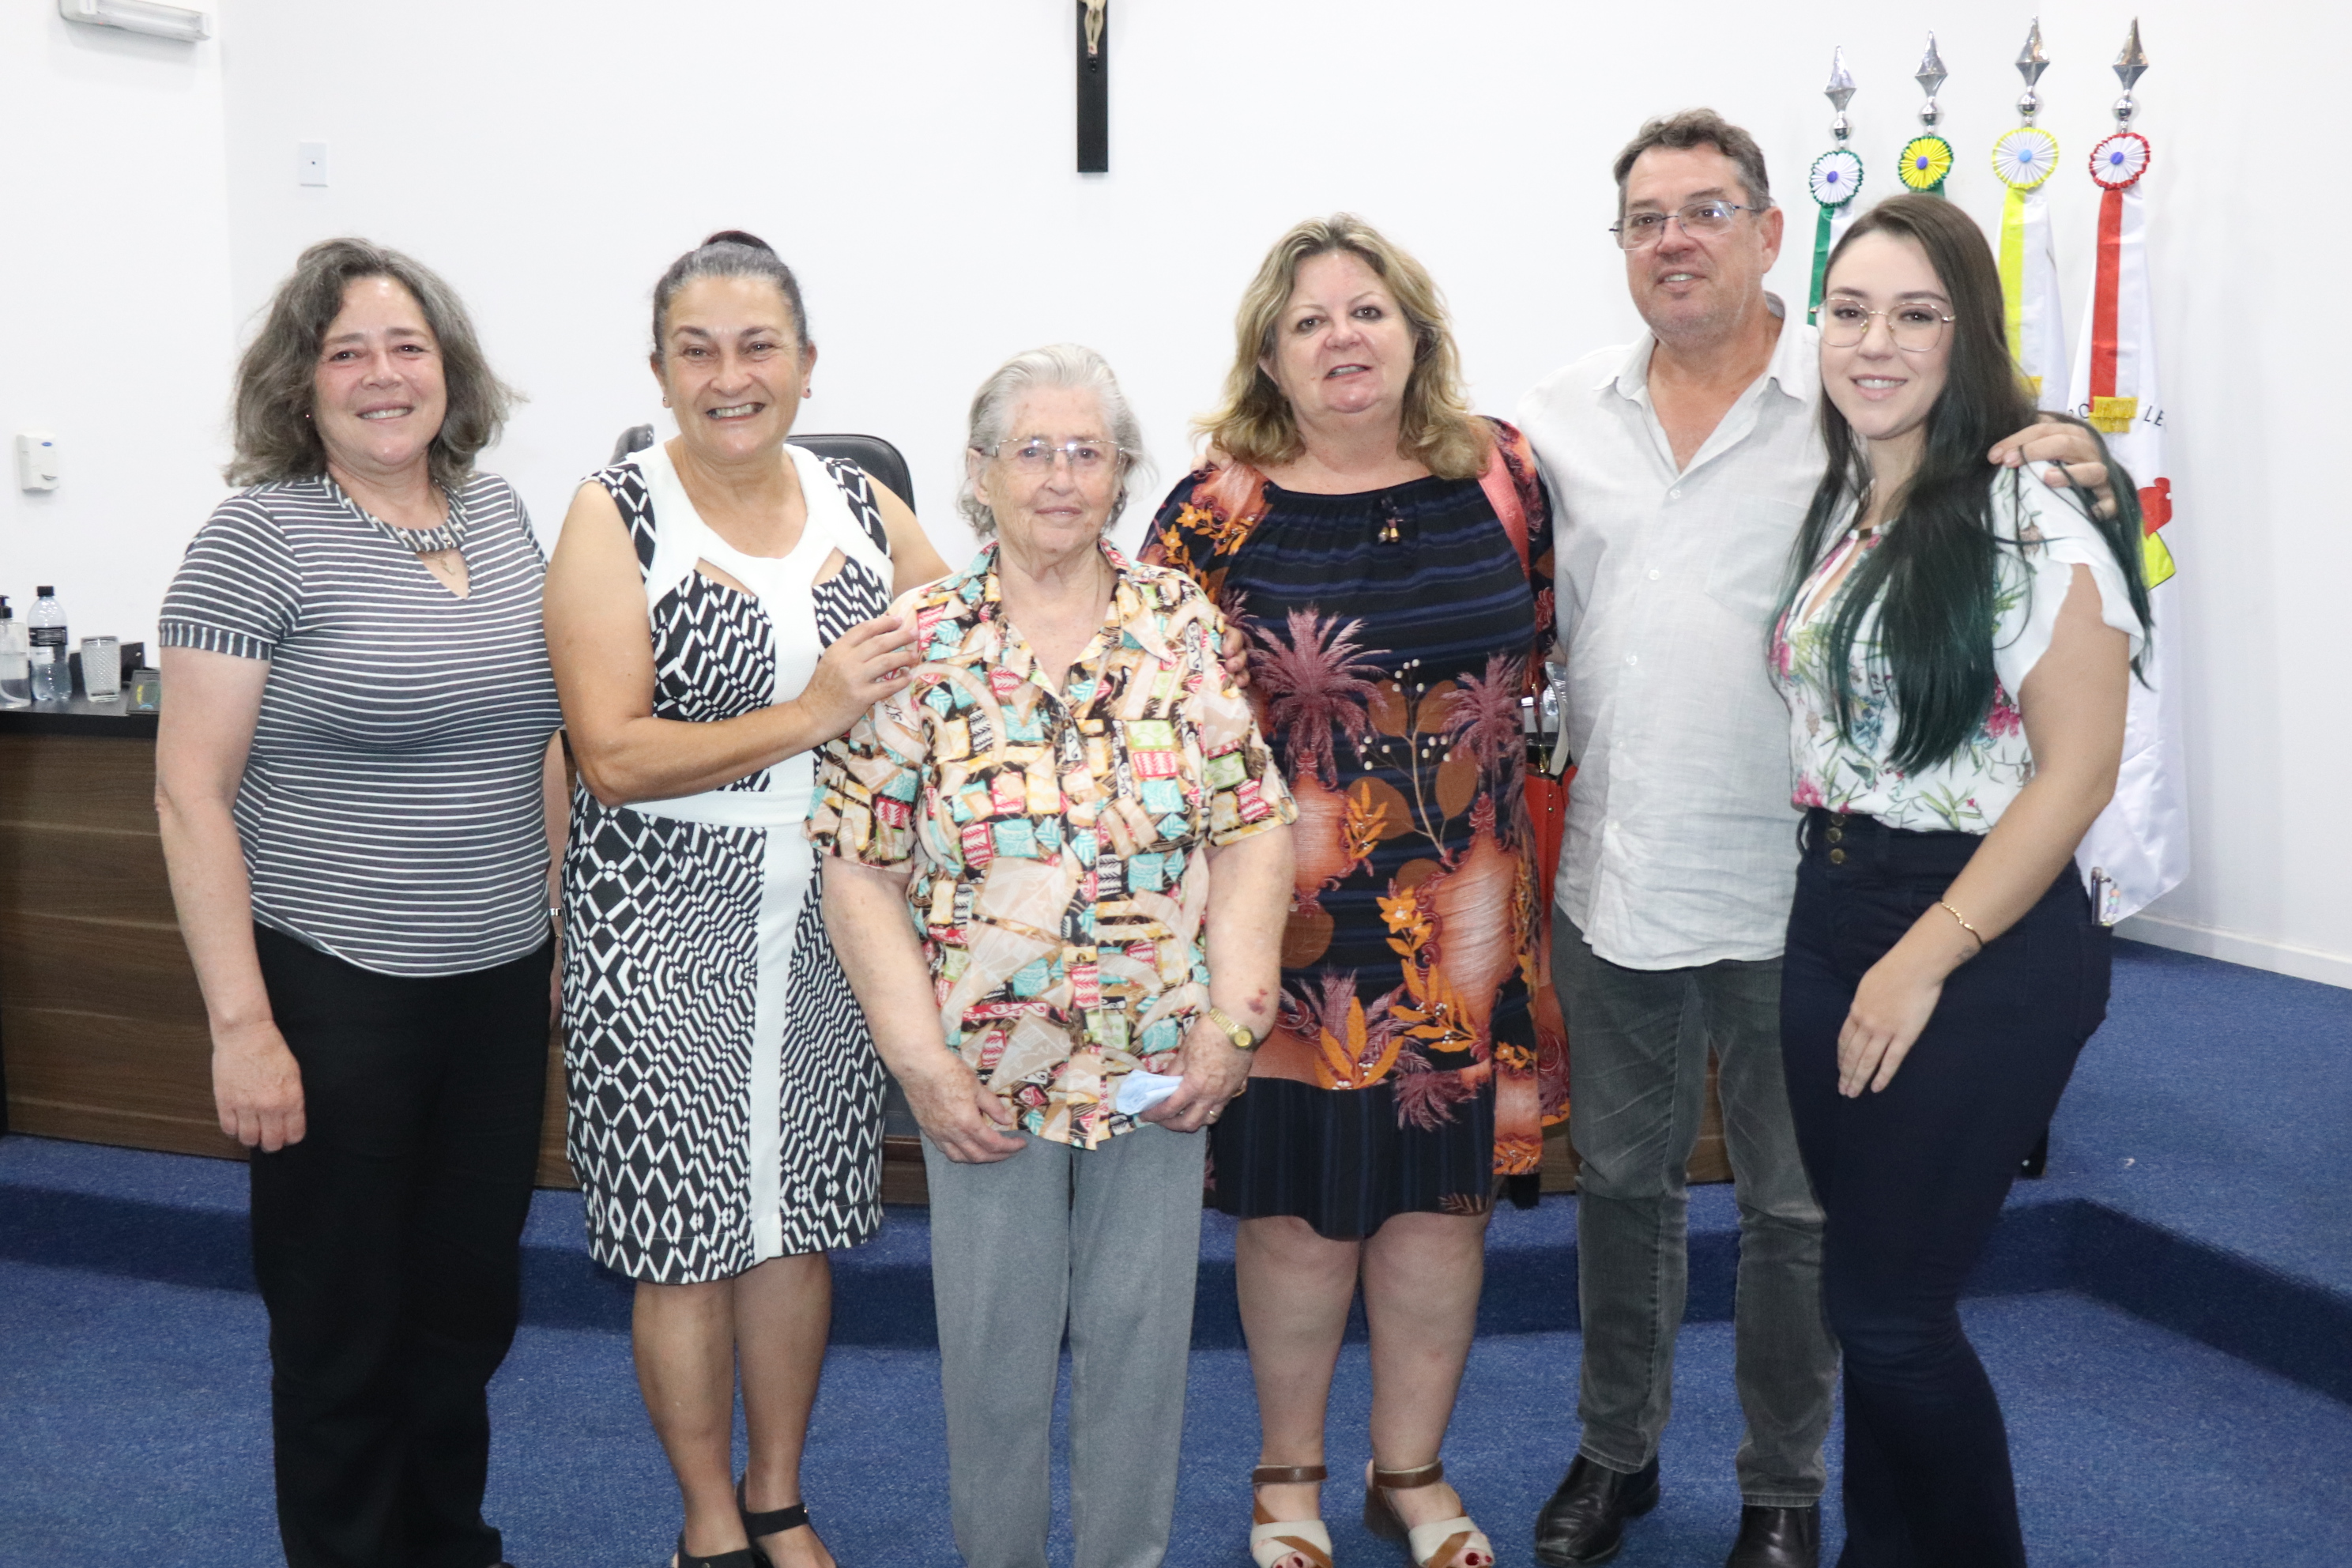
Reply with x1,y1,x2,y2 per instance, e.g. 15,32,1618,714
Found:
899,1052,1028,1164
1219,623,1251,691
795,610,920,740
1140,1016,1253,1133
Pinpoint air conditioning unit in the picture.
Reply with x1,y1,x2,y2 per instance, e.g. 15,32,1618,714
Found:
57,0,211,43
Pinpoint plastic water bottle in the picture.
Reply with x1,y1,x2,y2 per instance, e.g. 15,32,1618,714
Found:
0,597,28,707
27,586,69,702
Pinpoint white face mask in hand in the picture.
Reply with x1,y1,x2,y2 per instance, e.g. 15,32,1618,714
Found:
1111,1069,1185,1117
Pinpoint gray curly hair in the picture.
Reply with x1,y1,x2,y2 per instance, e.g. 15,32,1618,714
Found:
228,237,514,491
959,343,1150,537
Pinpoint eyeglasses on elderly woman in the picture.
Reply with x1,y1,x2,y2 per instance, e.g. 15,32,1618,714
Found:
978,435,1122,473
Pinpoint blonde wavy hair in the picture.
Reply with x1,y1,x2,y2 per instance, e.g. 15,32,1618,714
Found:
1196,213,1490,481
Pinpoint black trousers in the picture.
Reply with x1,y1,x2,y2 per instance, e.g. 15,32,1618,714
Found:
249,925,552,1568
1780,810,2109,1568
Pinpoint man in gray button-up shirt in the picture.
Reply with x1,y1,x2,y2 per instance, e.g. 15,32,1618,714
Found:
1516,111,2109,1568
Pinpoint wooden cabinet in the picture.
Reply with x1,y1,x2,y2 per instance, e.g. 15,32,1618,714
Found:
0,711,1720,1199
0,714,577,1185
0,727,236,1159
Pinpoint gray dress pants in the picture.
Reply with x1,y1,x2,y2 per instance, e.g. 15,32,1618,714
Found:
922,1124,1207,1568
1553,918,1838,1507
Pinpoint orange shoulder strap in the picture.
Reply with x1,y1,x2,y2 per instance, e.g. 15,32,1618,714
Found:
1476,433,1531,581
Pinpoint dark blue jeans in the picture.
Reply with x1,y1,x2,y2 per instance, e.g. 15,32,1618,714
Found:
1781,809,2110,1567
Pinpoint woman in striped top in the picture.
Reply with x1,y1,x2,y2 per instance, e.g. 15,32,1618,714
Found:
156,238,564,1568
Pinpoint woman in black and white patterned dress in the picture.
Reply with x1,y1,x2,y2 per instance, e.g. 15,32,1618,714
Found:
545,232,948,1568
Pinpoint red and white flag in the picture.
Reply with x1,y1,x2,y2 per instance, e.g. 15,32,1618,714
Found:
2068,130,2187,922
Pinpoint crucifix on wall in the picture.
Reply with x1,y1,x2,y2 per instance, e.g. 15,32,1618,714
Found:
1076,0,1108,172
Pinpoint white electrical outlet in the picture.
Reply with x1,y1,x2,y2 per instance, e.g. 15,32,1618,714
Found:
14,433,58,492
298,141,329,187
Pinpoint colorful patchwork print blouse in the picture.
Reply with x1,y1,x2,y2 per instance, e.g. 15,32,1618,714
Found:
808,542,1295,1149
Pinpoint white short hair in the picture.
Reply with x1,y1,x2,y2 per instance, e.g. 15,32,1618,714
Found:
959,343,1152,537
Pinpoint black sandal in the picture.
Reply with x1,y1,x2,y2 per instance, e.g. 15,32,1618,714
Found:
736,1476,812,1566
669,1532,761,1568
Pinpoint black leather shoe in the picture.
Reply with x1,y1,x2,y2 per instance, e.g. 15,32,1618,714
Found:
1724,1503,1819,1568
1532,1453,1660,1566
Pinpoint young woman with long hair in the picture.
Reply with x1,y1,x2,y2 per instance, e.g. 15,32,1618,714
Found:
1769,193,2153,1565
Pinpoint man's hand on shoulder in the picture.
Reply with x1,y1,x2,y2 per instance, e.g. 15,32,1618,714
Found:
1988,418,2116,519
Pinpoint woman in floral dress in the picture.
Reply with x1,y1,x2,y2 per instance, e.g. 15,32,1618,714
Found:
1144,214,1566,1568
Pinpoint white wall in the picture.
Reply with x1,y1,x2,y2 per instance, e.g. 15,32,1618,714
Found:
0,2,236,658
23,0,2352,983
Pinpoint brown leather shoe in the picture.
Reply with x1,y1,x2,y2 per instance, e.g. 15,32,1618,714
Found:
1724,1504,1819,1568
1531,1453,1659,1566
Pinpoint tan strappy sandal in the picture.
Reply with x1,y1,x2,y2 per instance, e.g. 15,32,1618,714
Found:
1250,1463,1334,1568
1363,1460,1495,1568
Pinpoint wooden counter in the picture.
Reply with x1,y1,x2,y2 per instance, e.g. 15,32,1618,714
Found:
0,702,1719,1198
0,699,578,1185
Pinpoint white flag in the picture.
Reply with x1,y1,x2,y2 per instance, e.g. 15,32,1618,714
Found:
1992,127,2070,405
2067,131,2186,922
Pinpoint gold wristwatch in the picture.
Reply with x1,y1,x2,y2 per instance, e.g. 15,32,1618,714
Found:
1204,1004,1259,1052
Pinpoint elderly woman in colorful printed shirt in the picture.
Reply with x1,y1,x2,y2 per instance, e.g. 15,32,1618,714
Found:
813,343,1294,1568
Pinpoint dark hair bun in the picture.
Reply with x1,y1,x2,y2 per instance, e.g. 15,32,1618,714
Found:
702,229,775,254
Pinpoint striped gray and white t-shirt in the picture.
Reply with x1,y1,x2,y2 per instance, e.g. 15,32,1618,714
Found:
160,471,563,977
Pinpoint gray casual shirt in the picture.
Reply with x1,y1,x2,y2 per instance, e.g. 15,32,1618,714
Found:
1517,296,1824,971
160,472,563,977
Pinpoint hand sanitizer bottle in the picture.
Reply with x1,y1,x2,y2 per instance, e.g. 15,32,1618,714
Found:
0,598,28,707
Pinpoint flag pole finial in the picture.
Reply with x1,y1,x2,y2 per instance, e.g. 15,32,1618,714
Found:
2015,19,2049,124
1915,32,1949,128
1825,46,1856,142
2113,20,2149,127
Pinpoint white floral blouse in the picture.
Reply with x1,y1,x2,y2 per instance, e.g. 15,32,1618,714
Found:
1770,473,2145,835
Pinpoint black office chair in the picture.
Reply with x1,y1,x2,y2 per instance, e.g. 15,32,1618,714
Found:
606,424,916,514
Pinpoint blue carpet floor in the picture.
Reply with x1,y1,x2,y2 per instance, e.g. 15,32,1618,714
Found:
2054,943,2352,1292
7,1261,2350,1566
3,940,2349,1564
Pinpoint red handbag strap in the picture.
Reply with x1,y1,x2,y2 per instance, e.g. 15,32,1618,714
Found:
1477,436,1532,582
1476,431,1544,703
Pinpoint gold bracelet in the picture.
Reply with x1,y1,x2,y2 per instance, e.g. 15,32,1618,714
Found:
1204,1004,1259,1051
1939,900,1984,950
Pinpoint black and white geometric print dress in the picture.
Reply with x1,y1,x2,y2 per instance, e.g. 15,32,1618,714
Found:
564,440,891,1283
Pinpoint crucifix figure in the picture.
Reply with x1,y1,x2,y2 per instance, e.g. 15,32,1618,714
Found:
1076,0,1108,172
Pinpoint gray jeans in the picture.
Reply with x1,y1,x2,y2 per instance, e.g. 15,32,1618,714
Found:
1554,918,1837,1507
922,1124,1207,1568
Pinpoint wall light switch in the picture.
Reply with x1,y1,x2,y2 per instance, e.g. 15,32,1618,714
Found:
15,432,59,492
298,141,330,187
